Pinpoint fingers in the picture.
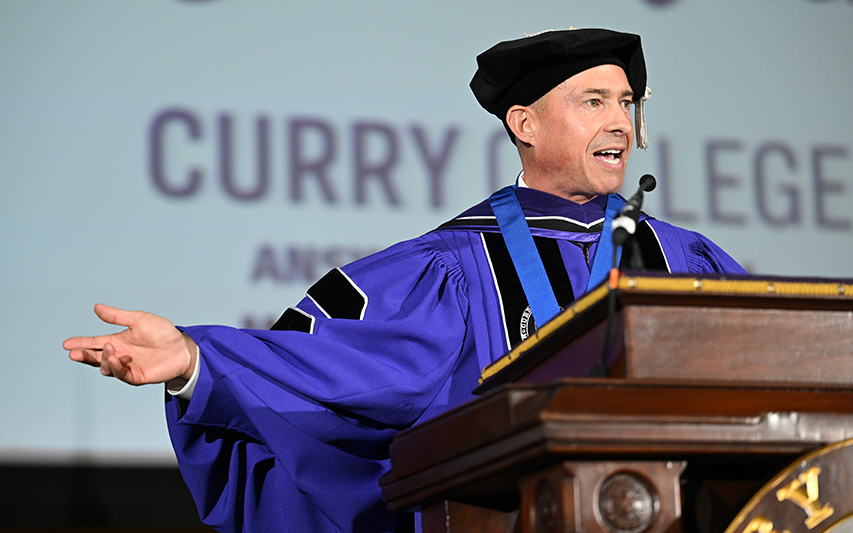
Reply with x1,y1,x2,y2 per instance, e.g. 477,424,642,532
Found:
64,304,137,367
65,334,104,367
69,342,127,382
63,303,135,354
64,334,119,364
99,343,124,378
63,335,104,352
99,343,114,376
68,349,102,367
98,343,136,384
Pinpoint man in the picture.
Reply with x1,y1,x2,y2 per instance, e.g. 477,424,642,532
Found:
64,28,744,533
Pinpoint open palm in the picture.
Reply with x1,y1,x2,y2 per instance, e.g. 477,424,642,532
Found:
63,304,196,387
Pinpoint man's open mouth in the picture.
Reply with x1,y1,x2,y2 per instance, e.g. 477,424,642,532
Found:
594,149,623,164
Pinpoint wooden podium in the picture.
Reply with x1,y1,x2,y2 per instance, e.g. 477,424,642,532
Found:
380,274,853,533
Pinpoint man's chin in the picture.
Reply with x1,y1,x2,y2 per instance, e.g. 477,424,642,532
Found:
595,176,625,196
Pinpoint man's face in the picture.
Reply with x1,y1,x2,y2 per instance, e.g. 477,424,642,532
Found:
527,64,635,202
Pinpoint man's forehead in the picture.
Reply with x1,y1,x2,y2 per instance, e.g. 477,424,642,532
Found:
559,65,633,96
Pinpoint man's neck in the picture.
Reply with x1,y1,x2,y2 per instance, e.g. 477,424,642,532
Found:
518,170,598,204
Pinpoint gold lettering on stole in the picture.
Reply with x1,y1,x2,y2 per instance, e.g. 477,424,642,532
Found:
775,466,834,529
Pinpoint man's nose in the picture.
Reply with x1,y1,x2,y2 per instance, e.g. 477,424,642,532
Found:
605,103,633,135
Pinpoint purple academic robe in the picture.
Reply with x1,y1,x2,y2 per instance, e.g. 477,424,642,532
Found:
166,188,744,533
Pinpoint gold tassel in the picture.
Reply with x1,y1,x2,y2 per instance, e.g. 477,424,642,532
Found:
635,86,652,151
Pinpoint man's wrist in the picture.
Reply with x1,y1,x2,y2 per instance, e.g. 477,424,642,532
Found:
181,333,198,380
167,342,201,400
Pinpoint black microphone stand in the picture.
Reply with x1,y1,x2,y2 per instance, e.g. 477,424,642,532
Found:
589,175,656,378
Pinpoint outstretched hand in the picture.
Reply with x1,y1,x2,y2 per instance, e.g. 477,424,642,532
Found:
63,304,197,389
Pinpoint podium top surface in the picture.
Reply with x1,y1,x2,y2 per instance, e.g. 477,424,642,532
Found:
478,273,853,391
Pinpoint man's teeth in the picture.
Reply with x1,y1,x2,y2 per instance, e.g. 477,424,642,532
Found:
596,150,621,160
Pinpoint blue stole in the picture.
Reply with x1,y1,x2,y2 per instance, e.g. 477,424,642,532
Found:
489,185,624,329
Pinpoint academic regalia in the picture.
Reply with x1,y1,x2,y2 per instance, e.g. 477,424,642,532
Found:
166,186,745,533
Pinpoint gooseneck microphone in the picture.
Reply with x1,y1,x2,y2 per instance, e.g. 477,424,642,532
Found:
612,174,656,248
592,174,658,378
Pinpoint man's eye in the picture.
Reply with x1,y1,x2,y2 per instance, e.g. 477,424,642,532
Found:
621,100,633,109
586,99,602,107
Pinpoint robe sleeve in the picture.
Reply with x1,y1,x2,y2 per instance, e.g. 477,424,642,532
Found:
165,232,470,533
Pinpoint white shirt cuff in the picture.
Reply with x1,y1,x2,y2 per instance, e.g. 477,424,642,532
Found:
167,345,200,401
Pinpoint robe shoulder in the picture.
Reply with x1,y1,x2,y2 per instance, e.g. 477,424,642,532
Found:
645,217,746,275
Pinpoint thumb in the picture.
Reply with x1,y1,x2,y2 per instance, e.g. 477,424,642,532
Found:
93,303,144,328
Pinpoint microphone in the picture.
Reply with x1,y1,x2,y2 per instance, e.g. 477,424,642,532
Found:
595,174,658,379
612,174,656,247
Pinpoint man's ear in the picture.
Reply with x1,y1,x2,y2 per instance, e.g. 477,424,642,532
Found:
506,105,535,146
